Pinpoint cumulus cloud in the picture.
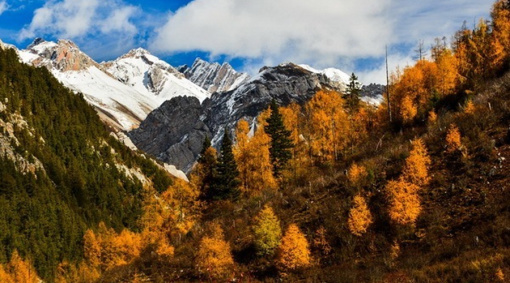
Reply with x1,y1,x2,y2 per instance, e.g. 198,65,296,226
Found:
0,1,8,15
151,0,393,67
19,0,139,40
151,0,494,82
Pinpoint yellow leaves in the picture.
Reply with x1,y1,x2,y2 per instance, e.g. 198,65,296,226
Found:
306,90,350,162
446,124,462,152
313,226,331,257
402,138,431,186
234,118,277,194
83,223,143,272
0,250,40,283
496,267,505,281
277,224,311,271
347,195,373,236
464,100,476,115
253,205,282,256
386,179,421,226
400,95,417,124
196,225,234,279
428,110,437,124
347,163,367,187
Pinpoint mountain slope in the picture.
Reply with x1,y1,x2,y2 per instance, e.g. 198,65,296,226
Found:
16,39,210,131
0,47,173,280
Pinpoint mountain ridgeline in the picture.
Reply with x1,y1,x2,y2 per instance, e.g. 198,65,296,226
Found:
129,63,343,172
0,47,173,280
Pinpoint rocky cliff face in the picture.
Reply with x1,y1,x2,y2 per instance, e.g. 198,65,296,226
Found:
179,58,249,93
25,38,99,72
129,63,340,173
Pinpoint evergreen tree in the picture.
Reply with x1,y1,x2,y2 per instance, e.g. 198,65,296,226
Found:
345,72,362,113
265,100,294,178
210,129,240,200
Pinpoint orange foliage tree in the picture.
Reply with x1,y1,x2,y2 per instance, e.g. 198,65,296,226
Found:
347,195,373,236
446,124,462,152
277,224,311,272
386,179,421,226
347,162,368,187
234,118,277,194
196,225,234,280
402,138,431,186
305,90,350,162
0,250,40,283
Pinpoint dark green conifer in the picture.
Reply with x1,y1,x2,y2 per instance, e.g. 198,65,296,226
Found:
265,99,294,178
210,129,240,200
345,72,362,113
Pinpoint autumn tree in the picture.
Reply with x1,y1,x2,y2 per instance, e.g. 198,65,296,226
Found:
0,265,13,283
428,109,437,124
196,225,234,279
306,90,350,162
446,124,462,152
464,100,476,115
234,119,277,194
491,0,510,69
265,100,294,178
402,138,431,186
348,195,373,236
211,129,240,200
6,250,39,283
347,162,368,187
313,227,331,258
253,205,282,256
386,179,421,226
277,224,311,272
400,93,418,124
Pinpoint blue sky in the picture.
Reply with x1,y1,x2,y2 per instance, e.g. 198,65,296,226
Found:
0,0,496,83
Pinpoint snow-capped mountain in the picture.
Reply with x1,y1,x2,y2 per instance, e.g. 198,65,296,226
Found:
179,58,250,93
102,48,209,103
298,64,350,91
17,38,210,131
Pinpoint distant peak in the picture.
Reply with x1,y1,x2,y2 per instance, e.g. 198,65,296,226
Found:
123,48,151,58
27,37,47,49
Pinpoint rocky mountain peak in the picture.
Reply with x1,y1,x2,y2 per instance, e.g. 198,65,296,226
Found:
180,57,250,93
25,38,98,72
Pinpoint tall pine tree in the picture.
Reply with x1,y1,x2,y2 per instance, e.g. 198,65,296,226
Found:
265,100,294,178
345,72,362,113
211,129,240,200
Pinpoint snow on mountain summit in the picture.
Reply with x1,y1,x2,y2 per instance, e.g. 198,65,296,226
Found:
103,48,209,104
299,64,349,91
15,39,210,131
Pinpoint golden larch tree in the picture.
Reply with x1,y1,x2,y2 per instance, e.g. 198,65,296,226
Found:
252,205,282,256
348,195,373,236
7,250,39,283
400,95,418,124
446,124,462,152
0,264,13,283
386,179,421,226
402,138,431,186
306,90,350,162
277,224,311,271
464,100,476,115
347,162,368,187
234,119,277,194
428,110,437,124
196,225,234,280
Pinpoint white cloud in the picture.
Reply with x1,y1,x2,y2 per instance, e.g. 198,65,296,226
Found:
151,0,495,82
19,0,139,41
151,0,393,66
0,1,8,15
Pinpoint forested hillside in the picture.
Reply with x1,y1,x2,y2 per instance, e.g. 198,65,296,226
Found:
0,0,509,282
0,47,173,281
